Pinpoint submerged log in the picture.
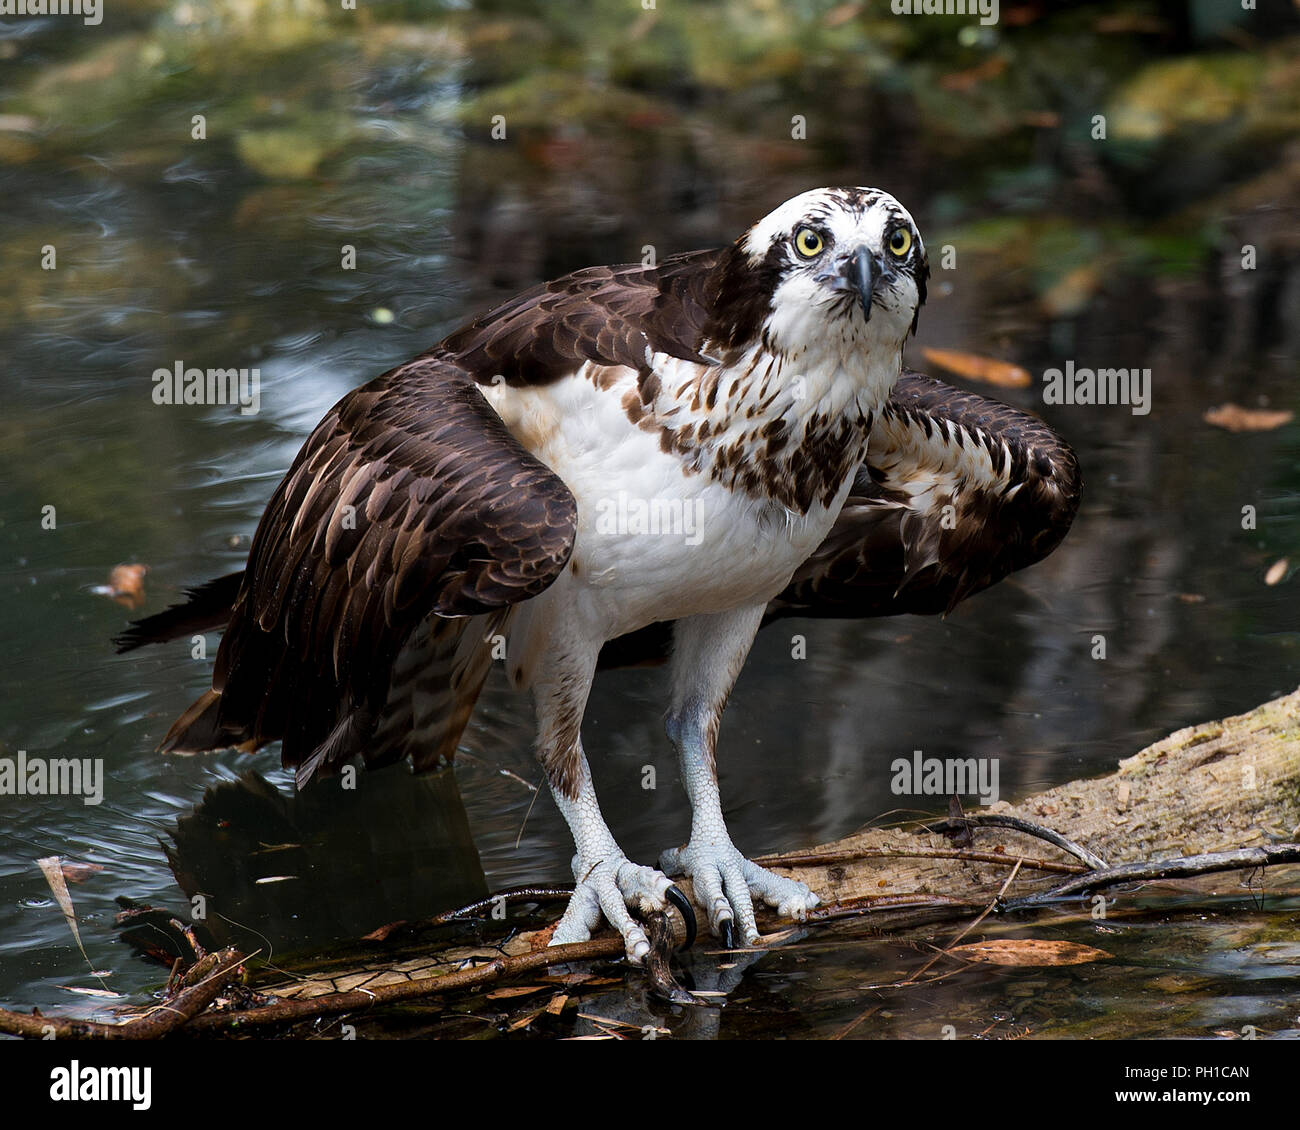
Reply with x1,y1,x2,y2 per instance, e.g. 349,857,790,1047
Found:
757,685,1300,909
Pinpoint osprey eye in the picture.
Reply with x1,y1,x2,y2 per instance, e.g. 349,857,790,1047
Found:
888,228,913,258
793,227,825,258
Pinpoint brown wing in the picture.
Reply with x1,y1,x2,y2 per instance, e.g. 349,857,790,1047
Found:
769,371,1082,620
155,355,577,777
597,372,1081,668
436,249,724,384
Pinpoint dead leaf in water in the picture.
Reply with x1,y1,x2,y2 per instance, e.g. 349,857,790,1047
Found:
60,861,104,883
59,985,125,999
949,939,1111,966
485,985,548,1000
90,563,149,609
38,856,87,958
940,56,1008,93
1203,404,1293,433
921,347,1032,389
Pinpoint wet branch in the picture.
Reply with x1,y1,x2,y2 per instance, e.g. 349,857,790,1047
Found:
0,948,245,1040
998,843,1300,911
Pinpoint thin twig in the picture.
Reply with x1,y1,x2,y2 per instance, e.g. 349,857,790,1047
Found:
922,814,1109,871
804,893,984,922
998,844,1300,910
756,845,1086,876
425,887,575,926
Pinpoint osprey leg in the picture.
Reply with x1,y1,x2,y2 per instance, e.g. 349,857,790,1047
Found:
661,605,820,945
533,646,690,962
547,749,687,962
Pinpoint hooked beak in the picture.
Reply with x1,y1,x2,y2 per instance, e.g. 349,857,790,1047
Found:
817,245,886,322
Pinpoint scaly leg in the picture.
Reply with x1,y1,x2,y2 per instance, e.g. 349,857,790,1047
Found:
532,640,691,963
659,605,819,946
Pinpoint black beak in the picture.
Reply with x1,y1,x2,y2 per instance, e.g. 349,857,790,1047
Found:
848,246,877,322
817,245,884,322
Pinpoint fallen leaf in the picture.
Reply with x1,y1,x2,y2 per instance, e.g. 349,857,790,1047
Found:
60,861,104,883
486,985,548,1000
89,563,149,609
507,1007,547,1032
38,857,90,963
949,939,1111,966
1265,559,1289,586
1203,404,1293,433
577,1012,639,1029
921,347,1032,389
59,986,125,999
940,56,1008,93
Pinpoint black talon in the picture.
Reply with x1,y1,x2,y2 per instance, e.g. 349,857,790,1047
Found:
646,911,695,1006
718,917,736,951
665,884,696,951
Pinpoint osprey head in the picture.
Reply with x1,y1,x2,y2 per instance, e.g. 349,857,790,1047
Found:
713,186,928,360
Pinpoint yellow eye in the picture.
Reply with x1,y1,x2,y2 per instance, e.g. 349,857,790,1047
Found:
888,228,913,257
794,227,825,258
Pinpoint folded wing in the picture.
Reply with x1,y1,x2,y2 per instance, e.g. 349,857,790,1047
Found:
769,371,1082,620
123,355,577,780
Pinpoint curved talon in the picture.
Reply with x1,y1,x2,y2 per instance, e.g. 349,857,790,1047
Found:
664,884,696,951
717,917,736,951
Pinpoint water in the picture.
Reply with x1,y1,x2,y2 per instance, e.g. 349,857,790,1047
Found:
1,0,1297,1036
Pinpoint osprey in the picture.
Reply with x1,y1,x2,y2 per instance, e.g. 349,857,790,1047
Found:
118,187,1080,961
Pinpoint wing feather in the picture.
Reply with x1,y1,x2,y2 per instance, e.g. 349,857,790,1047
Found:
156,354,577,774
436,251,723,384
771,371,1082,620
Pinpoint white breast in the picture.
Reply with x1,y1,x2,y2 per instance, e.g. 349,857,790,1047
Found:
481,366,855,659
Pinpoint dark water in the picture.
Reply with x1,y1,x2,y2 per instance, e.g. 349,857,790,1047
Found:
1,0,1298,1036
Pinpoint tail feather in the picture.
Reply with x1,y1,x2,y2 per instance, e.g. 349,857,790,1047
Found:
114,572,243,653
123,574,501,784
158,689,226,753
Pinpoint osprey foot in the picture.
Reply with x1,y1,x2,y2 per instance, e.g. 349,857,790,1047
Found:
660,840,819,947
549,855,692,964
